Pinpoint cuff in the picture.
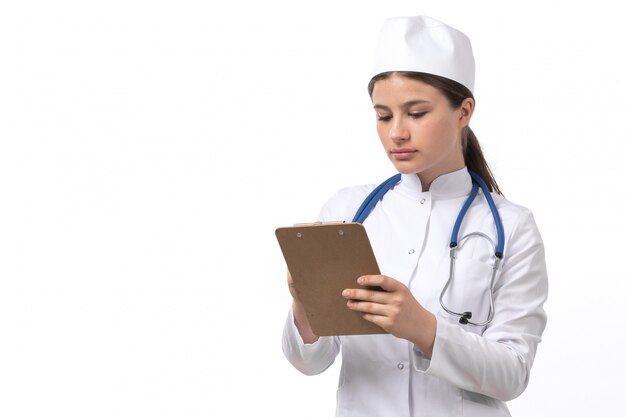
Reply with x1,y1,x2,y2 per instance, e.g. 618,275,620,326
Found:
412,314,448,373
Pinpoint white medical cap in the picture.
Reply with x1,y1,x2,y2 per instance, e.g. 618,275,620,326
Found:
371,16,475,93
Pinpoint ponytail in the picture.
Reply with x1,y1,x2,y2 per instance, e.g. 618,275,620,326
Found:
369,71,503,195
463,127,502,195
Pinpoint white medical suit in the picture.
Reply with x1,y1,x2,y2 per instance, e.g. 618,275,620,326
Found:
282,168,548,417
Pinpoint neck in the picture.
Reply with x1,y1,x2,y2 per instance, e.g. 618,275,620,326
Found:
416,173,435,192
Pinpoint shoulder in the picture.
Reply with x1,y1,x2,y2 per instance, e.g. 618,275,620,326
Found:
491,193,545,255
492,193,533,224
317,184,377,222
491,193,531,217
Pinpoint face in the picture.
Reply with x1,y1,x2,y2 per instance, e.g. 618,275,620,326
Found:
371,73,474,188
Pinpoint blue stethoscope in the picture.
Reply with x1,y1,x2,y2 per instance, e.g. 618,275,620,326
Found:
352,169,504,326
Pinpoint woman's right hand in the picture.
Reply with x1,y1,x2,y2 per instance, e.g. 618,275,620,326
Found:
287,271,299,301
287,271,319,344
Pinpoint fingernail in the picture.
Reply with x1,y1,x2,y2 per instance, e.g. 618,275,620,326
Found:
342,289,351,297
357,277,364,285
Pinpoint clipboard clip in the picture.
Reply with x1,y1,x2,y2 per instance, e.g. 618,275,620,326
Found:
291,221,349,238
292,221,346,226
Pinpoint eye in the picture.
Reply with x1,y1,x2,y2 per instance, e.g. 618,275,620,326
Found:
376,114,392,122
409,112,426,119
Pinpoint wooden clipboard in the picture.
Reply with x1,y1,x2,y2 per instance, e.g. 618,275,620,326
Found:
275,222,387,336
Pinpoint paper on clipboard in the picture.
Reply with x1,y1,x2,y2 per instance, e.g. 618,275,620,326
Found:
275,222,387,336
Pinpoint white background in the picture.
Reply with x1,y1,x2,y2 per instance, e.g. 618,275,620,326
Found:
1,0,624,416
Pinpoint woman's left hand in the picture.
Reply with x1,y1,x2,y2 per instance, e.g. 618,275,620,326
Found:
343,275,437,357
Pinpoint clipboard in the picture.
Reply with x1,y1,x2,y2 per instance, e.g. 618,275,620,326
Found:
275,222,387,336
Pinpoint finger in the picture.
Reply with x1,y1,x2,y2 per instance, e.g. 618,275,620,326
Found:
342,288,389,303
358,275,402,292
360,312,390,330
346,300,387,316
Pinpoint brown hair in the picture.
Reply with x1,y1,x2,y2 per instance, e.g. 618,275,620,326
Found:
368,71,502,195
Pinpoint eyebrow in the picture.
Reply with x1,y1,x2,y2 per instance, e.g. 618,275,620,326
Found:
373,100,431,111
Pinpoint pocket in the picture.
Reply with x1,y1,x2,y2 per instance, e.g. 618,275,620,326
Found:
438,258,495,333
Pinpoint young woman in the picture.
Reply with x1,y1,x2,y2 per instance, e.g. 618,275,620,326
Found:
282,16,548,417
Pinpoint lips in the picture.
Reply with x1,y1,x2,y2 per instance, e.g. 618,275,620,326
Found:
390,148,417,160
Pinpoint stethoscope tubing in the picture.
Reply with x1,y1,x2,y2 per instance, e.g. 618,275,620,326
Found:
353,169,505,327
467,170,505,257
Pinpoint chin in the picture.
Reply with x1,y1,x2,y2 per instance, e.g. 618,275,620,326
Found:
390,161,421,175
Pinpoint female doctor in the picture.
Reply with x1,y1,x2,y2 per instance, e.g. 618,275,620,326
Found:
282,16,548,417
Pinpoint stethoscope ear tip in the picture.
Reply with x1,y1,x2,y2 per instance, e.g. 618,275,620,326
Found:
459,311,472,325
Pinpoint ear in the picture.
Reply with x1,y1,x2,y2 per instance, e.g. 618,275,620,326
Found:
458,98,475,128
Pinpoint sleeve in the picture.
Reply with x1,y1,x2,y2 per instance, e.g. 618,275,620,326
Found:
281,309,341,375
412,211,548,401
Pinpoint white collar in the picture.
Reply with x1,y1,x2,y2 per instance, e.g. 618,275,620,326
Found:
396,167,473,200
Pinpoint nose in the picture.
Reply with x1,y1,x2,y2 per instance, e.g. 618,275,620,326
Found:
389,118,409,142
